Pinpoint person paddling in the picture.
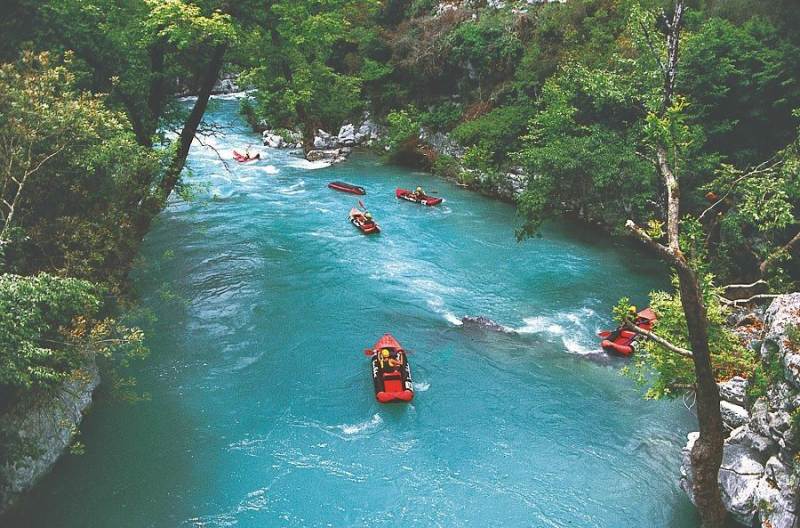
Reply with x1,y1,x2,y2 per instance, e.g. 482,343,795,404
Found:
412,186,425,199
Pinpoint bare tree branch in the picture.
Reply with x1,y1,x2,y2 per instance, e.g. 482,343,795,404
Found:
623,320,694,358
718,293,781,307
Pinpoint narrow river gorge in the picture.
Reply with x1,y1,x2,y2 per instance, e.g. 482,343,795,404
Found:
9,97,700,527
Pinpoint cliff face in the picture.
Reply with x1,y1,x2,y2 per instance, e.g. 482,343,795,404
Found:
681,294,800,528
0,360,99,515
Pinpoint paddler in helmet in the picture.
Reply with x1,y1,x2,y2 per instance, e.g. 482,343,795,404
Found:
363,211,374,225
379,348,401,369
412,186,425,200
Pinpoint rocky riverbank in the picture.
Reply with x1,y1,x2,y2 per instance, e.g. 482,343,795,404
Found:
0,358,100,514
681,293,800,528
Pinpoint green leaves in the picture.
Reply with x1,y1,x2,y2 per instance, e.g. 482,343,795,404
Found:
145,0,235,49
0,274,98,391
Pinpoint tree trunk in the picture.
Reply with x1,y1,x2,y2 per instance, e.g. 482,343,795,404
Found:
677,264,727,528
134,44,226,234
157,44,227,204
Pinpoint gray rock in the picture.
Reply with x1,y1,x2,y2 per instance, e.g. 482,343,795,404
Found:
679,432,699,502
721,400,750,430
337,124,356,146
754,457,798,528
305,148,349,164
750,398,772,438
729,425,775,456
0,361,100,513
763,293,800,389
313,130,338,150
263,132,286,149
719,443,766,525
719,376,749,407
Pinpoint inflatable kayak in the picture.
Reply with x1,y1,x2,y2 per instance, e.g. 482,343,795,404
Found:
233,150,260,162
598,307,657,356
364,333,414,403
396,188,443,206
349,208,380,234
328,181,366,195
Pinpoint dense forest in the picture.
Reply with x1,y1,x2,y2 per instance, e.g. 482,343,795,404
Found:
1,1,799,526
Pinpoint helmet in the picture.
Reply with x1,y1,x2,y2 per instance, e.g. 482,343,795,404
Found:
416,187,423,193
365,212,372,219
381,349,390,358
629,305,637,313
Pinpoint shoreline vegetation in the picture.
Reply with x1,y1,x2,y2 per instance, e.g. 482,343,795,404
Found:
1,0,799,526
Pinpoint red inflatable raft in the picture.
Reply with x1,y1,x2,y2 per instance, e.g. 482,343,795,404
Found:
233,150,260,163
328,181,366,195
396,188,443,206
598,308,657,356
349,208,380,234
364,334,414,403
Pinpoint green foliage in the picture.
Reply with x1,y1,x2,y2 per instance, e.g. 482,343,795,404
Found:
626,275,757,399
452,105,532,165
462,144,493,173
0,274,99,391
385,108,420,152
747,345,785,401
0,273,147,396
431,154,462,179
241,0,380,133
419,102,462,132
447,10,523,90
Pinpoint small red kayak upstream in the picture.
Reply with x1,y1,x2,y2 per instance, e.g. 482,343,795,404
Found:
349,208,380,234
364,334,414,403
328,181,366,195
396,188,443,206
598,308,657,356
232,150,260,163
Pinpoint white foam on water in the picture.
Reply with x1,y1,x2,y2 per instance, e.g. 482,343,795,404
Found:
426,297,462,326
287,158,332,170
260,165,280,174
516,316,565,335
413,381,431,392
515,306,603,356
338,413,382,435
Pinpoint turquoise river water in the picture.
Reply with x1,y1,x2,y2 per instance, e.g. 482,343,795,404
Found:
8,98,700,527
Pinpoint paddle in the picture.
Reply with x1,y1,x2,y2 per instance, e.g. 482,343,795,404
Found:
363,348,374,356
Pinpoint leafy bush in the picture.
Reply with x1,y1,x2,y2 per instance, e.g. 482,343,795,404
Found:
0,274,100,392
451,105,533,164
420,102,462,132
462,144,493,173
621,276,758,399
386,108,421,151
431,154,461,179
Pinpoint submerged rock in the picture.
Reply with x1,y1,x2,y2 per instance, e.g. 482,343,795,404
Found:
461,315,515,334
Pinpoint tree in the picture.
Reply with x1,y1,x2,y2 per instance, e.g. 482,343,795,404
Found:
623,2,728,526
35,0,236,215
241,0,380,150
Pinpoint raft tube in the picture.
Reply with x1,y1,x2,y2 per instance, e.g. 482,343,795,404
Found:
598,307,657,357
233,150,260,163
349,208,380,234
364,333,414,403
328,181,366,195
395,188,443,206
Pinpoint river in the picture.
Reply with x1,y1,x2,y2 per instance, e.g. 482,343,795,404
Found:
8,97,699,527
